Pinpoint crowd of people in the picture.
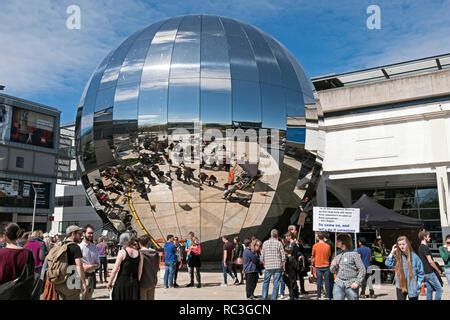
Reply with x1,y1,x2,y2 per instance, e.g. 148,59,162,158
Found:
1,222,450,301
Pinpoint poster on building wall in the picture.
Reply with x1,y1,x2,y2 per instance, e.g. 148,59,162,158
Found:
10,107,55,148
313,207,360,233
0,104,12,142
0,178,50,209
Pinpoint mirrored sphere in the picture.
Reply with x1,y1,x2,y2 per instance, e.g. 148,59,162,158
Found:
75,15,319,258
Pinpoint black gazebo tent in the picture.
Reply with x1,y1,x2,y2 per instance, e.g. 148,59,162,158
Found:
351,194,424,230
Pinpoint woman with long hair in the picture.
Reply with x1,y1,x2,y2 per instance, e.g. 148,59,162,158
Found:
385,236,424,300
232,236,245,284
107,233,140,300
186,236,202,288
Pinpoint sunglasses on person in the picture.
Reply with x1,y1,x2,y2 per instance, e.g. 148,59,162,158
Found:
446,241,450,245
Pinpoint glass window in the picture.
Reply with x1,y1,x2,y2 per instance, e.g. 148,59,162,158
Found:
138,80,168,129
419,209,441,220
200,33,231,79
200,78,232,126
231,80,262,127
417,188,439,208
141,17,182,82
170,15,201,79
16,156,24,168
168,78,200,123
261,84,286,130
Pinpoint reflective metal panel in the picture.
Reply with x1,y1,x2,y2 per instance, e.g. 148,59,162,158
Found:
231,80,261,125
141,17,182,82
243,24,282,86
170,15,201,79
200,78,232,126
168,78,200,124
138,80,168,130
75,15,320,259
200,33,231,79
261,84,286,130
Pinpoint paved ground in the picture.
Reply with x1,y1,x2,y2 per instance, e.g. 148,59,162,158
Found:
92,266,450,300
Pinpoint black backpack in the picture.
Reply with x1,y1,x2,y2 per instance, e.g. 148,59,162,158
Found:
0,250,35,300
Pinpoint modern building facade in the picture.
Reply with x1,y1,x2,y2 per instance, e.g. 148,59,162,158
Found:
0,93,60,231
314,54,450,248
51,123,101,235
75,15,321,257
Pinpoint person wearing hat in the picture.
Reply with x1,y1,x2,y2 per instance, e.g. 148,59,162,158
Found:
54,225,87,300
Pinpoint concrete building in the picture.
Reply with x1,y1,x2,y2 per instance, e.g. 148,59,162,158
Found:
313,54,450,248
51,123,101,235
0,93,60,231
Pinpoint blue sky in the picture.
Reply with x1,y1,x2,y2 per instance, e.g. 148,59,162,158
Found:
1,0,450,124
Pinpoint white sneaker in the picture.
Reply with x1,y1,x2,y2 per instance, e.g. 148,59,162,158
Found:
279,294,285,299
221,283,227,287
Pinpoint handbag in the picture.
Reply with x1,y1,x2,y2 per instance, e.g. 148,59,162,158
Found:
0,250,35,300
308,266,317,284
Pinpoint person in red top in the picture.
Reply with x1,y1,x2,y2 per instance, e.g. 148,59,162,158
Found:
0,223,35,292
186,237,202,288
311,232,332,300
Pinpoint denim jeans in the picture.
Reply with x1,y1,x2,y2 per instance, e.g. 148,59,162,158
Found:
279,275,286,296
222,261,235,284
262,269,282,300
316,267,331,299
332,281,359,300
424,272,443,300
164,262,176,288
445,267,450,286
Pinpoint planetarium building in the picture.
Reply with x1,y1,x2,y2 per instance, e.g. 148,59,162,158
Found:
75,14,320,257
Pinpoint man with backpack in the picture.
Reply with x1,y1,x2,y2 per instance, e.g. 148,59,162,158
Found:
47,225,87,300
